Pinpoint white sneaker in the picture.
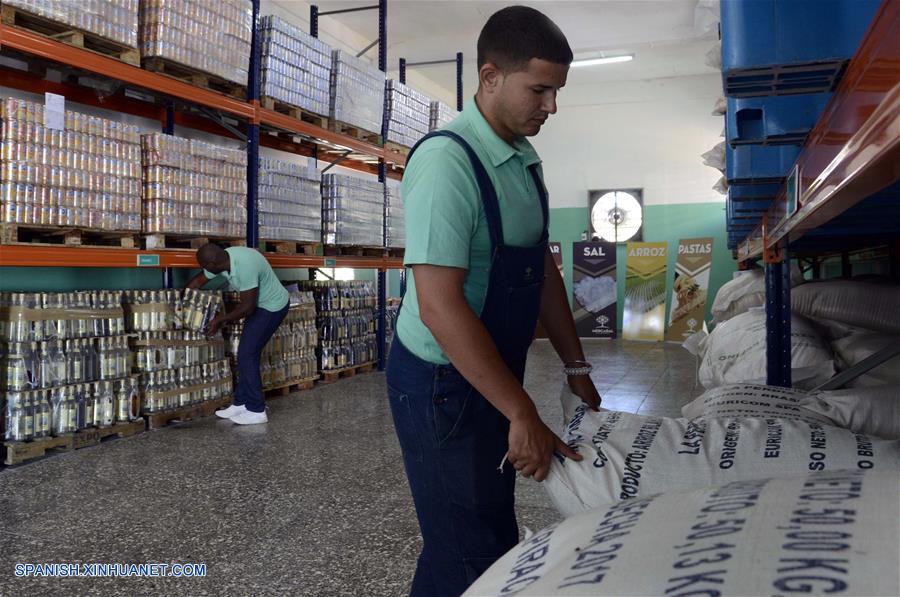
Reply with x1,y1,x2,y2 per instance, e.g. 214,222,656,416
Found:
216,404,247,419
230,410,268,425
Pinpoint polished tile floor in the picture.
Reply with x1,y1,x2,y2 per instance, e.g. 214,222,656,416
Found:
0,339,700,596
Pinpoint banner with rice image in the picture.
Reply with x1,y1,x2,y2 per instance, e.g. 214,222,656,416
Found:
623,241,668,341
666,237,714,342
572,241,617,339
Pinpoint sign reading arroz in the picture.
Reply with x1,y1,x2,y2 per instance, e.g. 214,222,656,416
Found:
464,470,900,597
543,388,900,517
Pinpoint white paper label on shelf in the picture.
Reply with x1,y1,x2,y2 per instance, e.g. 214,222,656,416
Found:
44,93,65,130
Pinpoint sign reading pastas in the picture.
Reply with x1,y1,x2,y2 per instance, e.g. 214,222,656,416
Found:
623,241,668,341
572,241,617,339
666,237,714,342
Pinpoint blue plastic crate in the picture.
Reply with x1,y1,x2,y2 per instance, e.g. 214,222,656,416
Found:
727,93,831,145
721,0,880,97
729,182,782,201
726,144,801,184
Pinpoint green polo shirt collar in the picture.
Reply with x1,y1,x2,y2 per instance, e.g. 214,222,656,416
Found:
464,98,541,168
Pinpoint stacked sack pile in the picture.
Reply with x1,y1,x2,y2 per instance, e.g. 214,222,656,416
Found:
223,290,318,391
122,289,232,414
301,281,377,372
463,269,900,596
1,291,140,442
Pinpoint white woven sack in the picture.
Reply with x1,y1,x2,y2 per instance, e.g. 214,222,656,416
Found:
699,309,835,390
466,470,900,597
682,383,900,440
710,266,805,325
544,388,900,517
792,281,900,334
831,331,900,387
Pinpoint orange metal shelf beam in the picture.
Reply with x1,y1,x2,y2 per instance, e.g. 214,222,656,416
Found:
259,107,384,159
0,245,198,268
738,0,900,262
264,253,404,270
0,24,255,120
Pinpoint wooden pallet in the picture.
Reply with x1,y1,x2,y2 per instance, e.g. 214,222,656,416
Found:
260,240,321,255
72,419,146,450
3,434,73,466
0,5,140,66
324,245,389,258
260,97,328,128
0,223,138,248
142,234,246,251
144,396,232,430
329,120,382,145
263,376,319,399
143,57,247,100
1,418,145,466
384,141,411,159
319,362,376,384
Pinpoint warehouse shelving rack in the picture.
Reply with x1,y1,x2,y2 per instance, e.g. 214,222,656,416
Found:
0,0,423,371
731,0,900,387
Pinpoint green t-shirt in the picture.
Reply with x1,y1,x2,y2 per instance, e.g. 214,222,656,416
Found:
397,98,547,364
203,246,289,312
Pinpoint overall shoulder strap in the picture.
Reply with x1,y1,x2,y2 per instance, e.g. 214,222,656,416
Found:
407,130,504,249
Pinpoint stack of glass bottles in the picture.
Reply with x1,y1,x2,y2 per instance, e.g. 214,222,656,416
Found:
0,291,140,442
299,281,378,372
224,291,318,389
121,289,230,414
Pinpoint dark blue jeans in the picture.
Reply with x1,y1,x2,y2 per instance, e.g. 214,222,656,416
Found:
386,338,518,597
235,304,288,413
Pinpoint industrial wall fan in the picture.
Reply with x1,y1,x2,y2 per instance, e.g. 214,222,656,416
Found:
589,190,643,243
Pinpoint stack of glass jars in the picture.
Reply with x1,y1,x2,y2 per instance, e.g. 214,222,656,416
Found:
122,289,230,414
429,100,459,132
384,180,405,249
259,15,332,117
223,291,318,389
139,0,251,85
141,133,247,238
258,157,321,244
331,49,385,136
3,0,139,48
0,98,142,232
321,174,385,247
299,281,378,372
385,80,431,149
1,291,139,442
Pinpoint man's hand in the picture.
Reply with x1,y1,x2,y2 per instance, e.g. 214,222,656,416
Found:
204,316,224,337
507,410,582,482
568,374,602,410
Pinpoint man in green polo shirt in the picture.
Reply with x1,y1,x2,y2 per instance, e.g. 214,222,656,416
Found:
386,6,602,595
186,243,289,425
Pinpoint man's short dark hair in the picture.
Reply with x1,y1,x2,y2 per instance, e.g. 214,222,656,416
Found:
477,6,573,72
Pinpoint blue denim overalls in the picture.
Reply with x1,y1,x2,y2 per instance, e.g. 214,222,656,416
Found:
386,130,548,596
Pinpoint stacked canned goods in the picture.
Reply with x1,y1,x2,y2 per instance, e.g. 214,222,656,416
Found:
321,174,385,247
0,291,140,442
4,0,139,48
331,49,386,135
224,291,318,389
385,180,405,249
0,98,142,232
429,100,459,132
258,158,321,244
122,289,229,414
385,80,431,149
141,133,247,238
259,15,332,117
299,281,378,372
140,0,252,85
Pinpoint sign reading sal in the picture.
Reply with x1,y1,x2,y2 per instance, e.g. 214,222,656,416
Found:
666,238,713,342
572,241,617,339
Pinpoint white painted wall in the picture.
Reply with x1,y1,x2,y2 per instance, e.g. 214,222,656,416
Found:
533,72,724,209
